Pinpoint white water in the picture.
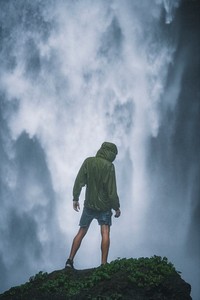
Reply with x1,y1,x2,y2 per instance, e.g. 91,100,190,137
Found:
0,0,199,299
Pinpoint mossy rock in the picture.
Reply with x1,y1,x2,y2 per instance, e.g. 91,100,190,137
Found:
0,256,192,300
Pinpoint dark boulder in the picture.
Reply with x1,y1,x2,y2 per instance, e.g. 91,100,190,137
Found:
0,256,192,300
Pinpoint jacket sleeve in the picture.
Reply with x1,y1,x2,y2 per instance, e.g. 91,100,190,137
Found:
107,164,120,210
73,159,88,200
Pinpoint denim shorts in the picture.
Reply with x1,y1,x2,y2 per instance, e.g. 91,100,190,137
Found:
79,207,112,227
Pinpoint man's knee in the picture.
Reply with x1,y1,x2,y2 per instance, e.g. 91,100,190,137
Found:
101,225,110,236
76,227,88,239
80,226,88,234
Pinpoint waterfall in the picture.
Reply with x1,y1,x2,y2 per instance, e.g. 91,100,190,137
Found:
0,0,199,299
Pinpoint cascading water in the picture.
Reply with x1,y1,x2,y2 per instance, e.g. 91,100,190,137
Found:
0,0,199,299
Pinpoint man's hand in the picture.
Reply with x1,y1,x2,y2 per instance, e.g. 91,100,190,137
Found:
73,201,80,212
114,209,121,218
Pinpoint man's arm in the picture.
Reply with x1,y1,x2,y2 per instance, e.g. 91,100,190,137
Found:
114,209,121,218
72,159,87,211
73,201,80,212
108,164,120,215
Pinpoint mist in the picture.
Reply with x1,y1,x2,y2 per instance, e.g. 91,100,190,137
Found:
0,0,199,299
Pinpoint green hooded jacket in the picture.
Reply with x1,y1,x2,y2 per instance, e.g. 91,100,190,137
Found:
73,142,120,211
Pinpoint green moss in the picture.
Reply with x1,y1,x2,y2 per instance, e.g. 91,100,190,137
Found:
89,255,177,289
0,256,180,299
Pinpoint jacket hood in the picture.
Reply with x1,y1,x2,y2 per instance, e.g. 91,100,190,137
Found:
96,142,118,162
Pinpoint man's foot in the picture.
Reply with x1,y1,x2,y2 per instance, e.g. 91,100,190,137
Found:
100,262,108,267
65,258,74,269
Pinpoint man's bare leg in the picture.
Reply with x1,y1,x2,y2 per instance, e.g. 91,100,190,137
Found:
101,225,110,265
69,227,88,261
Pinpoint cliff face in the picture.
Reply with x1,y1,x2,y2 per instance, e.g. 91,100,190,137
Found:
0,256,192,300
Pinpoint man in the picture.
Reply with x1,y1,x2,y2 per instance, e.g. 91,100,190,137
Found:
65,142,121,269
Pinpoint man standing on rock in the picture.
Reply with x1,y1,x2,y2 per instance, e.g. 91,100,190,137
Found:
65,142,121,269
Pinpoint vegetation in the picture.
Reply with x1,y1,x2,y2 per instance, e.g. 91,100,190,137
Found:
0,256,190,300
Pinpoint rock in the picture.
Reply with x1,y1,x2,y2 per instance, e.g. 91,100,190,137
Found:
0,256,192,300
